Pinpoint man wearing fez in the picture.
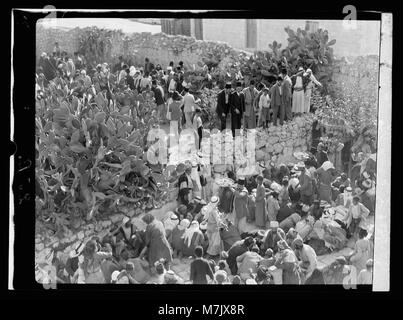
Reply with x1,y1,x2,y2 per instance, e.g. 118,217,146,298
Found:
281,69,293,122
216,82,232,131
242,79,259,129
270,75,284,126
229,81,245,137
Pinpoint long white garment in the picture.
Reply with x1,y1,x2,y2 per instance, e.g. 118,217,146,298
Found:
292,76,305,113
191,166,202,198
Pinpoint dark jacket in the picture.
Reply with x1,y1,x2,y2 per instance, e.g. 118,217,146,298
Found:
229,91,245,117
316,151,329,168
152,86,165,106
281,78,292,105
270,83,282,108
216,89,230,116
190,258,214,284
126,75,135,90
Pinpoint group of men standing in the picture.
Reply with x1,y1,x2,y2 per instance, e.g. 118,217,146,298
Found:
216,67,322,136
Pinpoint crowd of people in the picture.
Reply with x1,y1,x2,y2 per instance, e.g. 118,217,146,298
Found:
37,45,376,285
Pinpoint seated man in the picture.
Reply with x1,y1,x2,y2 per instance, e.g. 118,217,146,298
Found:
293,238,318,282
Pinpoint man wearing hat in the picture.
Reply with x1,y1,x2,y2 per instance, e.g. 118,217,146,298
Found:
242,79,259,129
303,68,322,113
229,81,245,137
270,75,284,126
293,237,317,281
262,221,286,254
216,82,232,131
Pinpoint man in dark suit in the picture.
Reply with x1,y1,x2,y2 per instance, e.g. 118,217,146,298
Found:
281,69,293,122
270,76,284,126
216,82,232,131
229,81,245,137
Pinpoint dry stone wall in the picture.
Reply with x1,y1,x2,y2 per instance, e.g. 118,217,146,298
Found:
254,114,314,166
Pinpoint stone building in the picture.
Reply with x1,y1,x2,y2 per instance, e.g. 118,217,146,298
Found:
162,19,380,58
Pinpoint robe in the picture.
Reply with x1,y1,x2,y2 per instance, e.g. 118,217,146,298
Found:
144,220,173,266
350,238,371,273
275,249,301,284
181,231,205,257
242,87,259,129
254,185,267,228
292,76,305,113
233,191,249,222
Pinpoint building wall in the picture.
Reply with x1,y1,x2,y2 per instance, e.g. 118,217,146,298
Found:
201,19,380,58
202,19,247,51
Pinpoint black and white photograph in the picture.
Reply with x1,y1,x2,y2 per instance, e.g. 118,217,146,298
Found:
8,7,392,299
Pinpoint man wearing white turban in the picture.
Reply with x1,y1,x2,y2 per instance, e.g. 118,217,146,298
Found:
181,221,205,257
303,68,322,113
202,196,224,257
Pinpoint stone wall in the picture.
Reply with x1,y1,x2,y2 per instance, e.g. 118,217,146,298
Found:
36,24,246,69
255,114,314,166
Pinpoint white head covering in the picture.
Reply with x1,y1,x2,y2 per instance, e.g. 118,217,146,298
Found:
245,279,257,285
289,177,299,189
111,271,120,282
80,69,86,76
298,67,304,72
181,221,200,247
178,218,190,231
163,212,179,231
321,161,335,171
129,66,136,77
270,221,279,228
306,68,312,74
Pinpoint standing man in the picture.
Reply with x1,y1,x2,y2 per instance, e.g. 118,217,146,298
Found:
151,79,166,123
270,76,284,126
281,69,293,122
183,84,199,128
144,57,154,77
229,81,245,137
190,246,215,284
299,164,314,205
216,82,232,131
258,87,271,128
242,80,259,129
